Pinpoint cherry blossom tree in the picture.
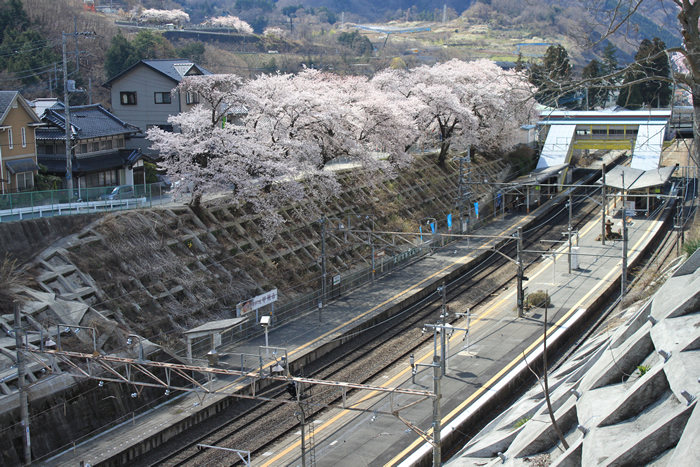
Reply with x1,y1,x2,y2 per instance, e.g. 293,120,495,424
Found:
242,69,415,181
206,16,254,34
139,9,190,24
373,59,538,165
147,74,299,217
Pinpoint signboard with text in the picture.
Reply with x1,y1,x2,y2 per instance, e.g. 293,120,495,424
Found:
236,289,278,316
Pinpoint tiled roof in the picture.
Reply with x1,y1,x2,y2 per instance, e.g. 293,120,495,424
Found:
0,91,17,123
103,59,212,87
36,104,139,140
38,149,152,175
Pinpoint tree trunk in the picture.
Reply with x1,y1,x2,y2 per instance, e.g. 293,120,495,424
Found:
189,193,202,207
438,142,451,166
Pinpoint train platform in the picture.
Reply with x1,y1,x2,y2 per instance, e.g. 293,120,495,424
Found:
252,200,673,465
46,154,634,467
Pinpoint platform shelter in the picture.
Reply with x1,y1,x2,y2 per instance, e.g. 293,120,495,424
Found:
538,109,673,172
603,164,677,216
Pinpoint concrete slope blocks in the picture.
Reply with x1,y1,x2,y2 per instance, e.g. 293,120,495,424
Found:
450,249,700,467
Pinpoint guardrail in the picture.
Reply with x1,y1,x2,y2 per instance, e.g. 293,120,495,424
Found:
0,184,172,222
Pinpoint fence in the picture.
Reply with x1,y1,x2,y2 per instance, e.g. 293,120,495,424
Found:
181,242,448,361
0,183,173,222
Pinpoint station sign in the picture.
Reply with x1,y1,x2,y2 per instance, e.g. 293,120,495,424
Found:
236,289,278,316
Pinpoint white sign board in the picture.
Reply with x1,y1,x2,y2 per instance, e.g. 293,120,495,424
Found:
237,289,278,315
213,332,222,347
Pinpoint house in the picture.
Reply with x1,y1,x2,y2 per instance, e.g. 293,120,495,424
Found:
0,91,43,194
103,59,213,152
35,102,154,189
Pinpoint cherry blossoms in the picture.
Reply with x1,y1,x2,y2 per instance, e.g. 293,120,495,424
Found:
148,61,536,232
206,16,254,34
139,8,190,24
374,59,537,165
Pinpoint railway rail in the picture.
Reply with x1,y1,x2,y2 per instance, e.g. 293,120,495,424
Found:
138,179,606,467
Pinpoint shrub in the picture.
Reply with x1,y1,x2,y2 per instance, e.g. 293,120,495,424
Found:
526,290,550,309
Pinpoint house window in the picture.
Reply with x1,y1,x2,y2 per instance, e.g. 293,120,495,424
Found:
38,144,54,155
86,169,118,187
21,127,26,147
80,143,88,154
117,138,124,148
186,92,199,105
8,129,12,149
101,140,113,151
17,172,33,191
92,142,100,152
154,92,171,104
120,92,137,105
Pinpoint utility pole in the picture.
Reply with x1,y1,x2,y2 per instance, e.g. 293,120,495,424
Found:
621,172,628,301
438,281,447,375
14,301,31,466
601,163,606,246
432,355,442,467
517,226,524,318
62,32,73,196
320,216,326,323
568,190,573,274
455,149,473,244
298,404,307,467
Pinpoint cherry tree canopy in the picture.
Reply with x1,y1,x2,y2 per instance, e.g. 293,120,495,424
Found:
149,61,534,232
373,59,538,165
139,8,190,24
206,16,253,34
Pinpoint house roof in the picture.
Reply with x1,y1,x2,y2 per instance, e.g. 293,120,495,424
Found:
38,149,154,175
36,104,139,140
0,91,42,125
103,59,213,87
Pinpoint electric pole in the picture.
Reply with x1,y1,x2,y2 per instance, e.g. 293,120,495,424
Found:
62,32,73,196
320,216,326,323
432,355,442,467
14,301,31,466
568,190,572,274
601,163,606,245
517,226,524,318
621,172,628,301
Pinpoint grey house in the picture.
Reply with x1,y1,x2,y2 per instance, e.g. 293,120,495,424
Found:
103,59,212,153
36,103,154,189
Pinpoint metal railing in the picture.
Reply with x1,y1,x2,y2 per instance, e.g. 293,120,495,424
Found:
0,183,174,222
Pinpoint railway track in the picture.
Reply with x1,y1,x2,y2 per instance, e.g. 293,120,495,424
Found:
138,180,603,467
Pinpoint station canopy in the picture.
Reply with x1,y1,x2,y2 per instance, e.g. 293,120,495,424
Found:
604,165,676,191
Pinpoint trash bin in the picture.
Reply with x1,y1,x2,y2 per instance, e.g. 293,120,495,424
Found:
206,349,218,367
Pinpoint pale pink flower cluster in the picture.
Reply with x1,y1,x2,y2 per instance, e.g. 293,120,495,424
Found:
207,16,254,34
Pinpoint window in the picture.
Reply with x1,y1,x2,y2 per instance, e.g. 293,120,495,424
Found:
575,129,589,136
92,142,100,152
21,127,26,147
186,92,199,105
120,92,137,105
86,169,118,187
38,144,54,155
17,172,33,191
80,143,88,154
101,140,113,151
117,138,124,148
8,129,12,149
154,92,171,104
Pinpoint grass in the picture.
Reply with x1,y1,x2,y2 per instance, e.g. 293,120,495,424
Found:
637,365,652,377
513,415,532,430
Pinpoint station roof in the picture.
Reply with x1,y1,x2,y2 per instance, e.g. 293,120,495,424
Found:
184,317,248,339
604,165,676,190
539,109,672,126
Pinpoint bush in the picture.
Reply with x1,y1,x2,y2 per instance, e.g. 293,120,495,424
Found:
526,290,550,309
682,237,700,257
